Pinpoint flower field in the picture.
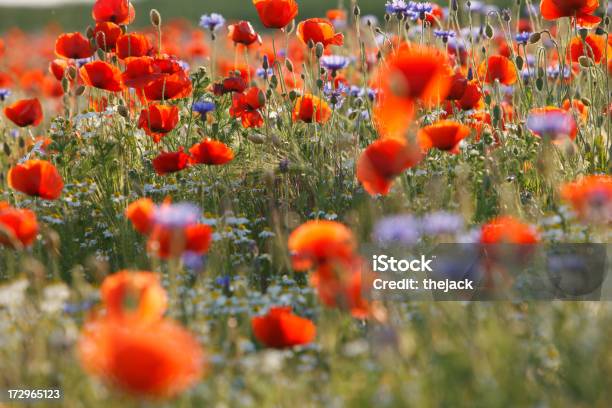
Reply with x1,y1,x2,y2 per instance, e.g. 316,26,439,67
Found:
0,0,612,406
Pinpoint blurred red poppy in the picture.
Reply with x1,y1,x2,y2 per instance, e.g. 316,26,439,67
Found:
55,32,94,59
477,55,517,85
101,271,168,324
297,18,344,48
288,220,356,271
137,104,180,143
93,22,122,52
152,149,190,175
78,316,204,399
230,87,266,128
252,307,316,348
253,0,299,29
568,34,608,64
480,216,539,244
92,0,136,25
49,59,73,81
0,202,39,249
228,21,262,46
418,120,471,153
541,0,601,27
4,98,43,127
80,61,124,92
189,139,235,165
357,138,423,196
561,175,612,223
148,224,213,259
126,197,156,235
8,159,64,200
292,94,332,123
373,43,452,138
116,33,151,59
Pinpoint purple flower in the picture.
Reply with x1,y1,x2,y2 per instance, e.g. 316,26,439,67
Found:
200,13,226,32
374,215,421,246
434,29,455,42
409,1,434,15
256,68,274,79
183,251,206,273
193,100,216,116
386,0,410,15
547,65,571,79
515,31,531,45
420,212,464,236
154,203,201,228
320,55,351,72
0,88,10,102
526,110,575,141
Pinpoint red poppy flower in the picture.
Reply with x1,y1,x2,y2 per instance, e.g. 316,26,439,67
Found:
292,94,332,123
288,220,356,271
457,80,483,110
101,271,168,324
567,34,608,64
93,22,123,52
253,0,299,29
80,61,124,92
252,307,316,348
357,138,423,196
326,9,347,23
373,43,452,138
78,317,204,399
148,224,213,259
4,98,43,127
213,76,248,96
446,72,468,101
144,72,192,101
540,0,601,27
480,216,539,244
561,175,612,223
562,98,588,121
189,139,235,165
297,18,344,48
418,120,472,153
230,87,266,128
126,197,156,235
8,159,64,200
122,56,155,88
42,76,64,98
92,0,136,25
49,59,73,81
312,259,371,319
228,21,262,46
137,104,180,143
55,32,95,60
0,202,39,249
152,149,190,175
478,55,518,85
116,33,151,59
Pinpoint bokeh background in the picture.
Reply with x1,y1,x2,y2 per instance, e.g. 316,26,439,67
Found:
0,0,385,32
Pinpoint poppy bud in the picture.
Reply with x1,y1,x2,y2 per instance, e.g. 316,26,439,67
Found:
117,105,129,118
86,26,95,39
384,13,391,22
289,90,298,101
315,42,324,58
61,77,70,93
307,39,315,49
285,59,294,72
529,32,541,44
3,143,11,156
581,97,591,106
270,75,278,89
452,0,458,11
595,27,605,36
262,56,269,70
18,137,25,148
74,85,86,96
354,5,361,16
316,78,324,89
67,66,77,81
96,48,106,60
485,24,494,39
579,56,593,67
536,77,544,90
579,28,588,41
150,9,162,27
515,55,523,70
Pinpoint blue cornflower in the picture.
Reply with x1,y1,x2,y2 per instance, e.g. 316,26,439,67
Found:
386,0,410,15
526,110,575,141
256,68,274,80
183,252,206,274
547,65,571,80
154,203,201,228
408,1,434,15
515,31,531,45
199,13,226,32
320,55,351,72
433,29,456,42
373,215,421,246
0,88,10,102
193,100,216,116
